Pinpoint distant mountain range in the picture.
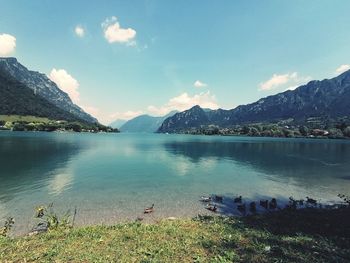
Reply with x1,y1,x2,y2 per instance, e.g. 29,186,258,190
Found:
0,57,97,123
119,111,177,133
109,119,127,129
2,56,349,132
158,70,350,133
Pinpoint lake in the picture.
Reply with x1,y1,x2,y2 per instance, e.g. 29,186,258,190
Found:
1,131,350,235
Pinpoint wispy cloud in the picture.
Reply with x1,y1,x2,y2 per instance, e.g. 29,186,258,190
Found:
147,91,219,116
101,16,136,45
259,72,311,91
194,80,208,88
335,64,350,75
109,110,144,121
0,33,16,56
75,25,85,37
80,105,100,117
49,68,80,103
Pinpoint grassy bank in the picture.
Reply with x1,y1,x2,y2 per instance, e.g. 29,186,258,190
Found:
0,114,118,133
0,115,51,123
1,208,349,262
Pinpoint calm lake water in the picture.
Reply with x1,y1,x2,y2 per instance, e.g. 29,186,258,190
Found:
1,131,350,235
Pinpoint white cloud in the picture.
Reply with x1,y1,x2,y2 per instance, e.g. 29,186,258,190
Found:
75,25,85,37
147,91,219,116
259,72,311,91
102,16,136,44
49,68,80,103
126,40,137,47
87,110,143,126
80,105,100,117
0,33,16,56
335,64,350,75
109,110,144,121
285,85,299,91
194,80,207,88
259,73,295,91
106,91,219,125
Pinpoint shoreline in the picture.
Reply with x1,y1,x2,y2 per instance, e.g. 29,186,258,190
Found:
158,130,350,140
1,129,350,140
3,194,348,238
1,206,349,262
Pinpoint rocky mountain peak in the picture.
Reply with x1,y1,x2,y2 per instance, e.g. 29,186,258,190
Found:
0,57,97,123
158,71,350,133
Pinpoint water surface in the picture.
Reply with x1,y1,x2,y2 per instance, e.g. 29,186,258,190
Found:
1,132,350,235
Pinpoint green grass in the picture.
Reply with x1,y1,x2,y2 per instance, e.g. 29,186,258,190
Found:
0,114,118,133
0,115,51,123
1,208,349,262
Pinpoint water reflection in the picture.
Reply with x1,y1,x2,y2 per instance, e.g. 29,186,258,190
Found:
1,133,350,235
0,133,82,201
163,139,350,183
174,156,192,176
47,170,74,195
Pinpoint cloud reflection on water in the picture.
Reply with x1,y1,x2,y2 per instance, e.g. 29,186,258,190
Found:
162,138,350,196
47,171,74,195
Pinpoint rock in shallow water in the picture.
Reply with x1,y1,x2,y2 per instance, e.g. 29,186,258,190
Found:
28,222,48,236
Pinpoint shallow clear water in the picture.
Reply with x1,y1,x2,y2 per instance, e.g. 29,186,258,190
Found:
1,131,350,235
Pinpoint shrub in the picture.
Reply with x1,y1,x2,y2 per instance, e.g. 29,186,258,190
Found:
299,125,309,136
343,126,350,137
12,123,26,131
328,128,344,139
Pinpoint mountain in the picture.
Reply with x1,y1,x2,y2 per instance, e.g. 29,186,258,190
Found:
0,57,97,123
120,111,177,133
158,70,350,133
0,68,83,121
109,119,127,129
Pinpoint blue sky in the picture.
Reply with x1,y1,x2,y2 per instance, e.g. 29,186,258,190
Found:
0,0,350,124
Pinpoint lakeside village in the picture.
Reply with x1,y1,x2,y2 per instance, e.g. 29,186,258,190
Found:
0,118,119,133
175,117,350,139
1,115,350,139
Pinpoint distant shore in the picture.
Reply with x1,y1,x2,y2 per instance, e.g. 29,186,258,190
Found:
0,115,119,133
158,122,350,140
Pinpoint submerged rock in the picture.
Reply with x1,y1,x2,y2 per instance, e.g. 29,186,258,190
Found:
28,222,48,236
